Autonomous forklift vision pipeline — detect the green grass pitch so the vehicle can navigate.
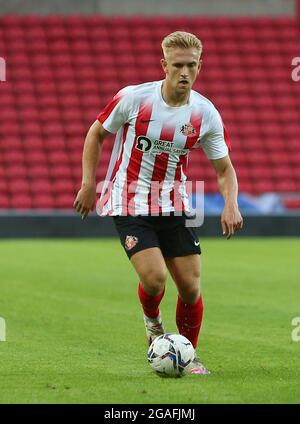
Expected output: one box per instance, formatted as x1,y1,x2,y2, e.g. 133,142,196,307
0,238,300,404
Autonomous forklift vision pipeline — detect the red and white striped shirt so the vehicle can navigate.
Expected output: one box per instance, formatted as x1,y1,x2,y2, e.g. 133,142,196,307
97,80,229,216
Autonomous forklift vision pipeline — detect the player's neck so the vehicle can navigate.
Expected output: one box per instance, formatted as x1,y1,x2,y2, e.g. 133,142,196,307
161,81,190,107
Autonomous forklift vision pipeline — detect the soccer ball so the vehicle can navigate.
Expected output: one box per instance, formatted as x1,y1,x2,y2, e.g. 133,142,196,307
147,333,195,378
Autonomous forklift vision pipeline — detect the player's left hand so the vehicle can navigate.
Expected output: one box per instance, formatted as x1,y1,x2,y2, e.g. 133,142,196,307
221,203,243,239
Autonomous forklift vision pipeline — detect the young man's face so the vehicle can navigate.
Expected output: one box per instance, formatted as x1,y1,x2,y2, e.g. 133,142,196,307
161,47,202,94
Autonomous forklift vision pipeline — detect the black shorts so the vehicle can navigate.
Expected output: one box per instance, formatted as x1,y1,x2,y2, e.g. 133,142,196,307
113,213,201,259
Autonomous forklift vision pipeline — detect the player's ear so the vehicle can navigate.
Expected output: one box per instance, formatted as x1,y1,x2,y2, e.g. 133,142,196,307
160,58,167,74
197,59,202,74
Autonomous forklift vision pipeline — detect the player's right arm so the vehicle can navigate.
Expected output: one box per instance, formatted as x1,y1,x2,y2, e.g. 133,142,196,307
74,86,133,219
73,120,110,220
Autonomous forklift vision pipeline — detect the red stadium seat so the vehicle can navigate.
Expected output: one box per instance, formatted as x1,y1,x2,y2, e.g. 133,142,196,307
0,195,10,208
35,81,57,95
22,122,43,137
288,152,300,166
3,150,25,166
55,193,74,208
24,151,48,166
8,179,30,194
31,179,53,195
0,136,22,151
32,194,55,209
28,39,48,53
283,198,300,210
275,180,297,193
52,180,75,194
47,151,69,166
39,109,61,122
20,108,40,122
29,165,50,179
44,137,66,151
0,180,8,194
10,194,32,209
51,165,72,179
23,137,44,151
274,168,294,180
253,180,276,193
43,122,64,137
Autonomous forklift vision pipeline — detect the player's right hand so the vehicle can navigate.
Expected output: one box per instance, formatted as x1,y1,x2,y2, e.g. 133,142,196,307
73,183,96,220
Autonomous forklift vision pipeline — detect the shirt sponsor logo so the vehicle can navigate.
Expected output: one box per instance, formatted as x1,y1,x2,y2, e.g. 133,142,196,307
136,136,188,156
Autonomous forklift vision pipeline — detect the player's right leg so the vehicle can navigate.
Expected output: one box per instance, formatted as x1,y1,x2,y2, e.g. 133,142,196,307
131,247,167,345
113,216,167,345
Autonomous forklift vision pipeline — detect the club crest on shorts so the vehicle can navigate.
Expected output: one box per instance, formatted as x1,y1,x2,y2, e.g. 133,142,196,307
180,123,196,137
125,235,138,250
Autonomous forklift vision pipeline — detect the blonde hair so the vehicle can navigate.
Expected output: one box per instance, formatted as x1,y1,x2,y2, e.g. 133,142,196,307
161,31,203,58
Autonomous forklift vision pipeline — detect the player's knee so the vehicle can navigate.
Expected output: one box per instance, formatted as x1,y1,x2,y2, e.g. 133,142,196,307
191,267,201,282
140,269,167,295
179,283,200,304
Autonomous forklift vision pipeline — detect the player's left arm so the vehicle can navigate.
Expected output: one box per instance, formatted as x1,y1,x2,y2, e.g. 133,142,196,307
210,155,243,239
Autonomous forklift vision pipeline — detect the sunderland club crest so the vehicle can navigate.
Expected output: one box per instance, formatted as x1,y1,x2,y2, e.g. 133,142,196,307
125,235,139,250
180,123,196,137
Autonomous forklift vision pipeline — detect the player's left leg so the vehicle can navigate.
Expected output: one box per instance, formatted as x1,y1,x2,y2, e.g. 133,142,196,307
165,254,203,348
165,255,210,375
158,214,203,348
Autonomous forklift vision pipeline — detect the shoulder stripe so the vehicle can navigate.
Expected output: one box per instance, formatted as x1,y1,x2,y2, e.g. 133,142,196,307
97,92,124,125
